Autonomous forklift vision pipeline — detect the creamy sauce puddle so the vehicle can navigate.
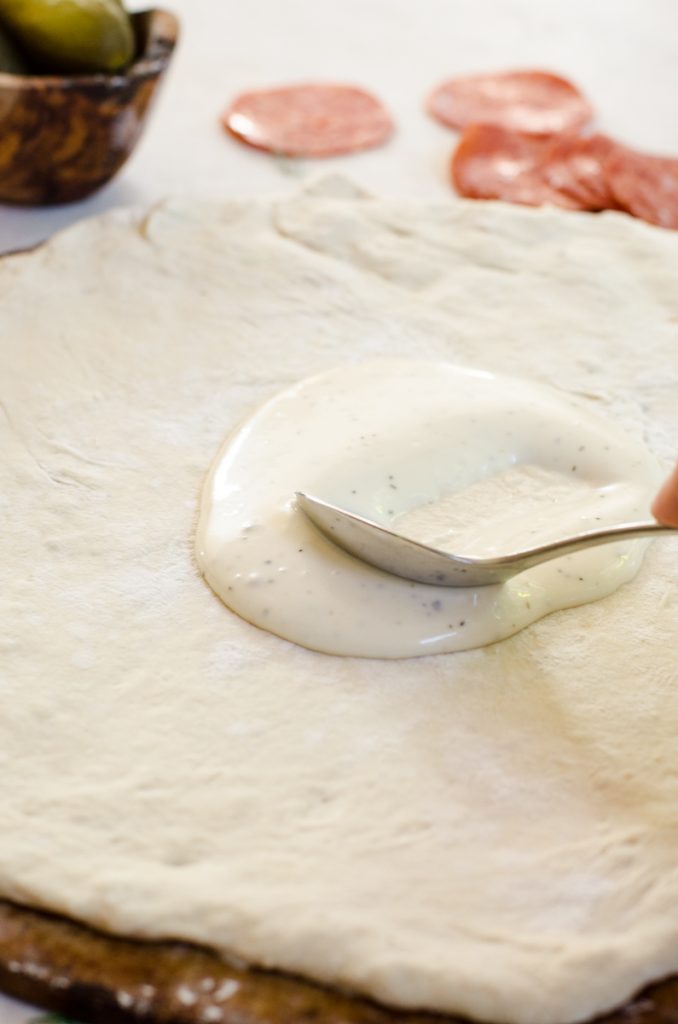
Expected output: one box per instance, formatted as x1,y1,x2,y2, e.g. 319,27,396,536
196,361,660,658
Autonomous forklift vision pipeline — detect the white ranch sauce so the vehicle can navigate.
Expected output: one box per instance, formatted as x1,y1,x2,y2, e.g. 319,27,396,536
196,361,661,658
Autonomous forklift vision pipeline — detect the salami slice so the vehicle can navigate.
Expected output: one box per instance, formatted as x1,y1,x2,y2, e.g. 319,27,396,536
451,124,581,208
223,83,394,158
428,69,593,135
604,146,678,229
542,133,621,211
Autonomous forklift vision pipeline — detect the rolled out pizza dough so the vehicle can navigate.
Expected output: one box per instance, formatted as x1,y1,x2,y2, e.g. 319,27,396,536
2,178,678,1024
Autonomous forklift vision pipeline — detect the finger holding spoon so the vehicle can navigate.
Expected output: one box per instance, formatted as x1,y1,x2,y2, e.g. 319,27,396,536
652,463,678,527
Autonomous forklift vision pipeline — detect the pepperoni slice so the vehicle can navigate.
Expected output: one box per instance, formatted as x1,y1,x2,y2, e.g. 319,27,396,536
542,133,621,211
222,83,394,158
604,146,678,229
450,124,581,209
428,69,593,135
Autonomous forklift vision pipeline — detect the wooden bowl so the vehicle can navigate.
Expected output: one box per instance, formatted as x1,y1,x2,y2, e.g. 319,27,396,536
0,9,179,205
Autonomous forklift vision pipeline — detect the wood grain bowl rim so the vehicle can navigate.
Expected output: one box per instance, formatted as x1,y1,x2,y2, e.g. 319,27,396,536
0,8,179,92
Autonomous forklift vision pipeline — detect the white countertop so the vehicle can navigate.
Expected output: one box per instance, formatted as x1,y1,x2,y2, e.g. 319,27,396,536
1,1,677,1020
1,0,677,255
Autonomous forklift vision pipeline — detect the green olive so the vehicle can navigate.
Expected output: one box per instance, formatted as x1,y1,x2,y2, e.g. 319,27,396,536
0,22,27,73
0,0,135,74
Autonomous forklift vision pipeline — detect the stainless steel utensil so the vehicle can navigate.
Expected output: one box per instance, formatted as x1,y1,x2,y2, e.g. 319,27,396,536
296,491,676,587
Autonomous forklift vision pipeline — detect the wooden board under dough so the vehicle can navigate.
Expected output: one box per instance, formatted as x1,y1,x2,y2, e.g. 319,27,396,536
0,900,675,1024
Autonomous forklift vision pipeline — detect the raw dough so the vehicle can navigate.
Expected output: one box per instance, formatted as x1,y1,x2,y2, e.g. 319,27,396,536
1,180,678,1024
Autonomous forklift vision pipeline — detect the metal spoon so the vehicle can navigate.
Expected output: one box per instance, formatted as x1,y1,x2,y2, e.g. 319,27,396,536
296,492,676,588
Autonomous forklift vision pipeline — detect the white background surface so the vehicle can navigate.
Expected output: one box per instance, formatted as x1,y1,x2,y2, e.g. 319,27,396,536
2,0,677,1020
1,0,678,254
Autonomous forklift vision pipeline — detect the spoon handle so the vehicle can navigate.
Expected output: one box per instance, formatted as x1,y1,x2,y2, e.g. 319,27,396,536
496,521,677,572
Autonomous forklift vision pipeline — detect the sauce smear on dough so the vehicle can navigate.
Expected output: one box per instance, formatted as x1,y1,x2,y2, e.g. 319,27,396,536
196,361,660,659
